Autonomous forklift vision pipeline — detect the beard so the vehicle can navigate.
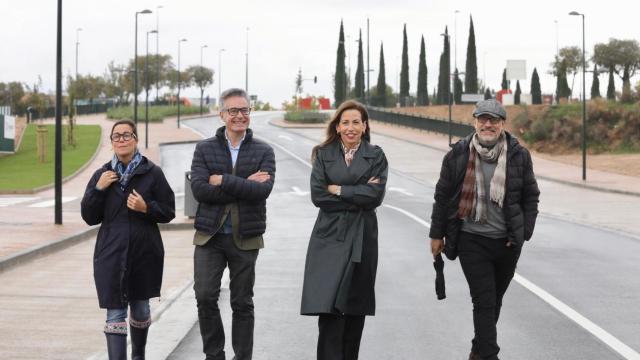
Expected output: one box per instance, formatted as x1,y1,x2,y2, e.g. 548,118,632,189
477,130,502,147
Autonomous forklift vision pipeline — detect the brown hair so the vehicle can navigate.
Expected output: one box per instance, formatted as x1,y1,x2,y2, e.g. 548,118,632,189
311,100,370,161
110,120,138,140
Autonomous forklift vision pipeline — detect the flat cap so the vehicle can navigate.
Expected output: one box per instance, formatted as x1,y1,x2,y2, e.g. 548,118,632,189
472,99,507,120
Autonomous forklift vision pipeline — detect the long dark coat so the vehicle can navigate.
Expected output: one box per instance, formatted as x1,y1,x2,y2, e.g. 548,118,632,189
301,140,388,316
81,157,175,309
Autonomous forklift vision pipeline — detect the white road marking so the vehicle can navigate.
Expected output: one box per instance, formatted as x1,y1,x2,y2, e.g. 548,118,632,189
278,134,293,141
28,196,77,208
289,186,310,196
0,197,39,207
381,204,640,360
388,187,414,196
260,138,312,169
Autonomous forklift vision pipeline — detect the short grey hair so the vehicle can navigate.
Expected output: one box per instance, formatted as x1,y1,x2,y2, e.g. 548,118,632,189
220,88,250,108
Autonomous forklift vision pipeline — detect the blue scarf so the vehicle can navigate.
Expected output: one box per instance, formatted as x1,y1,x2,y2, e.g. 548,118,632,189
111,150,143,191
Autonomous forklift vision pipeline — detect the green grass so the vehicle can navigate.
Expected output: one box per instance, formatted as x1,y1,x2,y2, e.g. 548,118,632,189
107,105,209,122
0,124,101,191
284,110,329,123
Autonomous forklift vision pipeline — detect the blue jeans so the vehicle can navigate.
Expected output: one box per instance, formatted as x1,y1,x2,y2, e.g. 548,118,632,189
106,299,151,323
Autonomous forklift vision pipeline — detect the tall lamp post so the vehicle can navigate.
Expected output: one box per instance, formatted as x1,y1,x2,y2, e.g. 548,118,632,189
55,0,63,224
176,38,187,128
245,27,249,93
155,5,163,103
441,31,452,146
200,44,208,66
75,27,82,79
144,30,158,149
570,11,587,181
218,48,225,109
134,9,152,126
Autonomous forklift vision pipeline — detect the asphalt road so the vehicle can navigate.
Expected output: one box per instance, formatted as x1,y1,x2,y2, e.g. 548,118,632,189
163,112,639,360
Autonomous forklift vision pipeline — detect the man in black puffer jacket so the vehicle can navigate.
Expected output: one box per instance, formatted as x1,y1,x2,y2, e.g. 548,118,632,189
430,99,539,360
190,88,275,360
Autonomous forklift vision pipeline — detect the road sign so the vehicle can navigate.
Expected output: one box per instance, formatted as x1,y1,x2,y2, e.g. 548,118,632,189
461,93,485,103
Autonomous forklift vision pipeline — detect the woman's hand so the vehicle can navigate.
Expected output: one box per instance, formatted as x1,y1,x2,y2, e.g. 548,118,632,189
368,177,380,184
96,170,119,190
327,185,341,195
127,189,148,213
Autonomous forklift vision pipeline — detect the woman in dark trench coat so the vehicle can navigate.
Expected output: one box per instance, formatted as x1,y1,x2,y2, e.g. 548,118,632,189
81,120,175,360
301,100,388,360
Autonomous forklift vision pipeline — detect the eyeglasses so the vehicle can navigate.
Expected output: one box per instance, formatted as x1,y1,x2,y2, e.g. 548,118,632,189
476,116,503,125
110,132,136,141
223,107,251,116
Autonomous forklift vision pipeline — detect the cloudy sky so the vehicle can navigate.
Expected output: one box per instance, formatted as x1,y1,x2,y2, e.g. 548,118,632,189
2,0,639,107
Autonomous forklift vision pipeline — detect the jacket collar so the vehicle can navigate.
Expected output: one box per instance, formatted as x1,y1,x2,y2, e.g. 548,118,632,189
103,156,153,176
215,126,253,143
326,140,377,182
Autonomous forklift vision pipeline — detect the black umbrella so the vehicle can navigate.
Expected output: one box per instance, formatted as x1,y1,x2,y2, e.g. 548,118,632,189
433,253,446,300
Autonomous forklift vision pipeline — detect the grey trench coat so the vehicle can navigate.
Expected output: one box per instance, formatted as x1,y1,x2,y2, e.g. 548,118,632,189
301,140,388,316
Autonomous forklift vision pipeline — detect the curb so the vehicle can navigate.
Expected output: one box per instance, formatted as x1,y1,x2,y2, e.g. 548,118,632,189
0,221,194,274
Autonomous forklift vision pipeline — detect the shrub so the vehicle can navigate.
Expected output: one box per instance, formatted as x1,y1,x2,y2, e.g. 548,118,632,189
284,110,329,124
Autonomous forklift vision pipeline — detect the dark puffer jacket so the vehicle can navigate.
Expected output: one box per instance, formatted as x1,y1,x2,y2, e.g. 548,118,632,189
190,126,275,238
429,131,540,259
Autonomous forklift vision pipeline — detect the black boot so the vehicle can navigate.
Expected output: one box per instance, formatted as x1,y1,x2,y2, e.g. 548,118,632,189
105,333,127,360
130,319,151,360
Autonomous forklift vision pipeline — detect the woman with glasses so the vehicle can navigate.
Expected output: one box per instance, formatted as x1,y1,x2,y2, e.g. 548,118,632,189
81,120,175,360
301,100,388,360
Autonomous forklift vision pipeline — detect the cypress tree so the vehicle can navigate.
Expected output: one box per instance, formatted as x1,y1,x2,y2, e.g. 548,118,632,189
606,69,615,100
531,67,542,104
334,20,347,107
514,80,521,104
464,15,478,93
375,43,387,107
555,61,571,102
417,35,428,105
354,29,365,102
400,24,410,106
454,68,463,104
501,68,508,90
436,27,450,105
591,64,601,99
484,88,492,99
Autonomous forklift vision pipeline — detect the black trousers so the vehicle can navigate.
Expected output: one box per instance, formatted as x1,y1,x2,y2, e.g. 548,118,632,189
317,314,366,360
458,232,521,360
194,233,259,360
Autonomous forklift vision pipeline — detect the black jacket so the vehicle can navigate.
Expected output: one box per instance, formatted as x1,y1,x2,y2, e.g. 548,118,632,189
429,132,540,259
81,157,175,309
190,126,275,239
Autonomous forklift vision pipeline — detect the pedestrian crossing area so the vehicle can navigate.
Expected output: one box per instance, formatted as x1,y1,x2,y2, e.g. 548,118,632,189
0,196,78,208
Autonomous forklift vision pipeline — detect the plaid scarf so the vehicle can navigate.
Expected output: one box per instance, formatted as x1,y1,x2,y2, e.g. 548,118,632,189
111,150,143,191
457,132,507,222
341,141,361,167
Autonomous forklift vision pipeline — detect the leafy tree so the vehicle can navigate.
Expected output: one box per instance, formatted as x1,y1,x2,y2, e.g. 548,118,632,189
591,64,601,99
370,84,394,107
187,65,214,114
67,74,105,101
417,35,429,106
464,15,478,93
593,38,640,101
514,80,521,104
501,68,508,90
334,20,347,107
530,67,542,104
555,60,572,101
103,61,129,104
607,70,616,100
453,69,463,104
551,46,585,96
354,30,365,102
0,81,25,114
400,24,410,106
436,27,450,105
373,43,388,107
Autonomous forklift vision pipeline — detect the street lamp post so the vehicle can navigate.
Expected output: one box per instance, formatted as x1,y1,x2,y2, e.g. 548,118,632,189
454,10,460,70
218,48,225,109
570,11,587,181
75,27,82,79
155,5,163,103
134,9,152,126
176,38,187,128
145,30,158,149
245,27,249,93
200,44,208,67
55,0,63,224
441,32,452,146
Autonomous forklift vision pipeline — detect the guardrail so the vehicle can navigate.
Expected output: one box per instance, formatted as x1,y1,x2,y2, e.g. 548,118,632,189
366,106,474,138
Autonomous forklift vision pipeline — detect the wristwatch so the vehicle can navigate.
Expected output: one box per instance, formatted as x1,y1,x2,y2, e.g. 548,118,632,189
336,186,341,197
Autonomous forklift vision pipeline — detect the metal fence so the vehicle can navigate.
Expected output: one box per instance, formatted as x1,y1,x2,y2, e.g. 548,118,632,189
366,106,475,138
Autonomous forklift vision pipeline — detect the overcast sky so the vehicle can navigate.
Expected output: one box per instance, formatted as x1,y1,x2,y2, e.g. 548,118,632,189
2,0,639,107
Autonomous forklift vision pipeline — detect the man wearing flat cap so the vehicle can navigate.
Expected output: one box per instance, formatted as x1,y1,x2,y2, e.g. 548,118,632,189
429,99,540,360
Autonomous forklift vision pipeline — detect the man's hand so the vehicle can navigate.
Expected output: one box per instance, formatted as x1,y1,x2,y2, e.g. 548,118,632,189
127,189,148,213
431,238,445,257
368,177,380,184
96,170,119,190
327,184,341,195
208,174,223,186
247,171,271,183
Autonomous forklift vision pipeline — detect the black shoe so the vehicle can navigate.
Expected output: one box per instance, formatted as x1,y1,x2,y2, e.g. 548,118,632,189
468,352,480,360
105,333,127,360
130,325,149,360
